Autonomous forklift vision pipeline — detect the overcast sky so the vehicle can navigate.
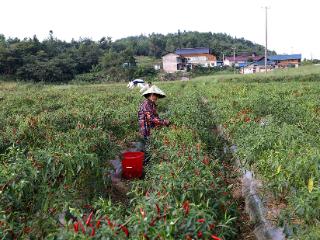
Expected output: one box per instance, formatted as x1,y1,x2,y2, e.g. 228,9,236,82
1,0,319,59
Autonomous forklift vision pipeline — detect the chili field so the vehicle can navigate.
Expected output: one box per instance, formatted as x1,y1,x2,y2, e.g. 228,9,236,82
0,67,319,239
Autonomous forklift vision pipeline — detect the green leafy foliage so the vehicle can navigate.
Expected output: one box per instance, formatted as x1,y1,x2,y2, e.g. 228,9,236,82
200,79,320,238
0,31,274,82
1,68,319,238
0,82,240,239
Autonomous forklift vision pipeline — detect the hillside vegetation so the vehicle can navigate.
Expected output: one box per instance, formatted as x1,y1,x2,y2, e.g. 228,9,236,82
0,31,273,83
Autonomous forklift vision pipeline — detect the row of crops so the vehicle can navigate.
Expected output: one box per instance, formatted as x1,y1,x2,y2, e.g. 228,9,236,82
201,81,320,238
0,84,136,238
1,67,319,239
0,82,243,239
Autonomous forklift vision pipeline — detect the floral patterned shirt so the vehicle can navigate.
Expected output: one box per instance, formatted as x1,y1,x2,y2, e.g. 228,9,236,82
138,99,168,138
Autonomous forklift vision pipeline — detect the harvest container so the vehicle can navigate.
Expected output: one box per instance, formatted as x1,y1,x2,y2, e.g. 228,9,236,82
122,151,144,179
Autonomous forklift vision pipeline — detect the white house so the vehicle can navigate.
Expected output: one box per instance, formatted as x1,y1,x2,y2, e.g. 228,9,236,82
162,53,186,73
162,48,217,73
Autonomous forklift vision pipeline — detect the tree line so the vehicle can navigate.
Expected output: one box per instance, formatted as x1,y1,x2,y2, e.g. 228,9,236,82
0,31,272,83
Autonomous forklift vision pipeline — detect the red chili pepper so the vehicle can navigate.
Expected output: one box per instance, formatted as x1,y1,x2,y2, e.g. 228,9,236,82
197,218,205,223
96,219,101,228
149,218,157,226
182,201,190,215
143,233,150,240
86,211,94,226
244,117,251,123
156,204,161,216
197,231,203,238
78,221,86,234
211,235,221,240
90,227,95,237
209,223,215,230
106,217,114,229
23,226,32,234
202,156,210,165
120,225,129,237
73,222,79,233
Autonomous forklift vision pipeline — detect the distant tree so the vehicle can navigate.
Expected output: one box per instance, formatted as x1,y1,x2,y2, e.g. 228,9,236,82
100,49,136,81
0,34,5,44
0,31,276,82
100,50,122,69
99,37,112,50
49,30,54,41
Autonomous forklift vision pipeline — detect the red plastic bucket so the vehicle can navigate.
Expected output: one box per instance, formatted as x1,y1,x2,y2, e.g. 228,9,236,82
122,152,144,179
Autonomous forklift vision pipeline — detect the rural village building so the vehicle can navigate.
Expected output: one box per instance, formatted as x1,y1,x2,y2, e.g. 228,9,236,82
162,48,217,73
242,59,275,74
162,53,187,73
242,54,302,74
223,53,264,67
269,54,302,68
162,49,302,74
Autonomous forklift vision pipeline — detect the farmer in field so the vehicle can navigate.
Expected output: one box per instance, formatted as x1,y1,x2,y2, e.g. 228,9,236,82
138,85,170,140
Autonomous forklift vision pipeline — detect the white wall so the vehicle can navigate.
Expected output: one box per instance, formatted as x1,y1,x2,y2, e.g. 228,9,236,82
224,59,231,66
162,53,180,73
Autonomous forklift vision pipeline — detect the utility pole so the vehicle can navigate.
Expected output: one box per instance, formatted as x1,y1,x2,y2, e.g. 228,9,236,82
264,6,270,74
232,47,236,74
178,29,182,50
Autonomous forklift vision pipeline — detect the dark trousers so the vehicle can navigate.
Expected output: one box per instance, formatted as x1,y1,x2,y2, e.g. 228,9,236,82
139,137,151,165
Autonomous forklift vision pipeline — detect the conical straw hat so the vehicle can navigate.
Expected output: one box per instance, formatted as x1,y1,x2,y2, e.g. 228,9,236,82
141,85,166,98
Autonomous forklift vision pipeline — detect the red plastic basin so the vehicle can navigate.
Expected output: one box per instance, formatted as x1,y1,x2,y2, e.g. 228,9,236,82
122,152,144,179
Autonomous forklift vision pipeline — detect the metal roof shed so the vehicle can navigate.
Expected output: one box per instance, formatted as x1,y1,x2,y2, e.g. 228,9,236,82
269,54,302,61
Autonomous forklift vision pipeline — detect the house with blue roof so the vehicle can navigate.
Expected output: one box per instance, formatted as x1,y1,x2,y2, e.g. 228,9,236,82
242,54,302,74
242,58,275,74
269,54,302,68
